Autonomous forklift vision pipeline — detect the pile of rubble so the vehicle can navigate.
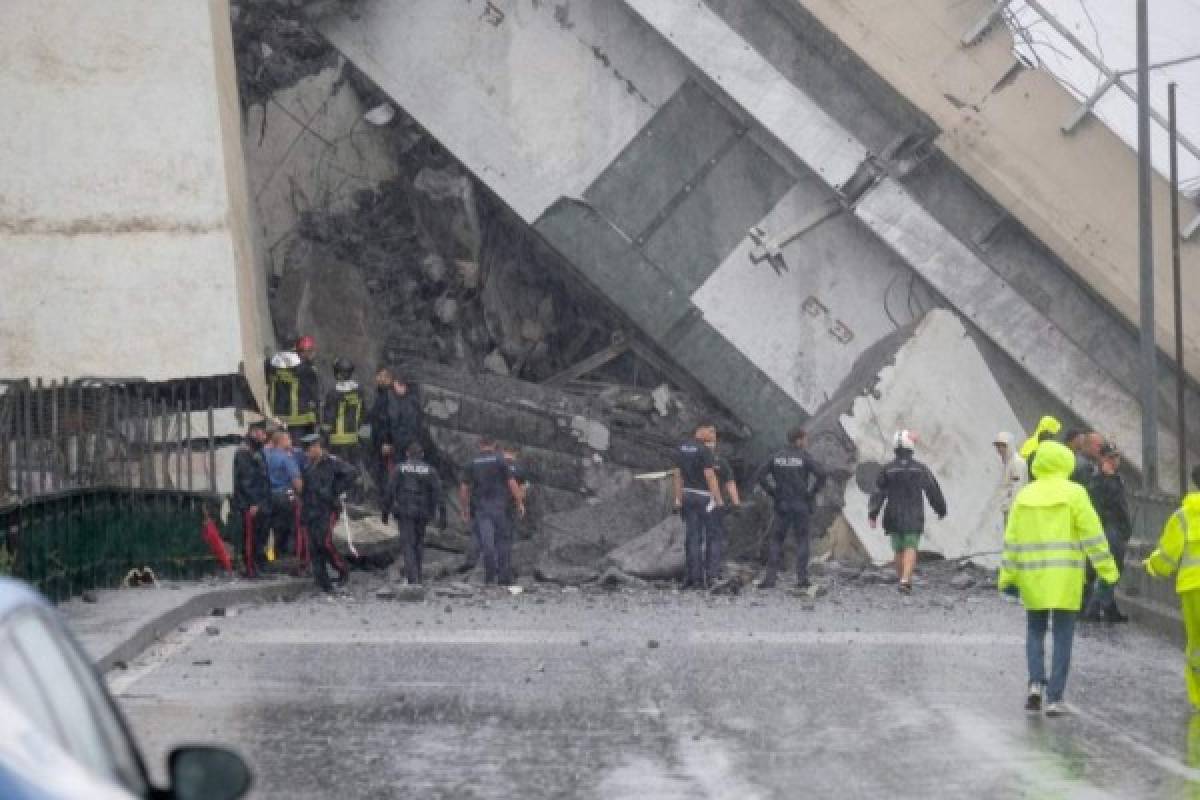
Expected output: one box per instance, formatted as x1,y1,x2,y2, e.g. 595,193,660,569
234,6,1022,582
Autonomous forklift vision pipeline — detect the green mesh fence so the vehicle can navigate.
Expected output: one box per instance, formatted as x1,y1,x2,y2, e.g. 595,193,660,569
2,489,224,603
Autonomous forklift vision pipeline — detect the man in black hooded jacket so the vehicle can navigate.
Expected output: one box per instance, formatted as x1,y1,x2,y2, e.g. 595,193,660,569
868,430,947,593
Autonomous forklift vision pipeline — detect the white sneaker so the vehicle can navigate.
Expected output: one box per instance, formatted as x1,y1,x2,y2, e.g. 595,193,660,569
1024,683,1044,712
1044,702,1068,717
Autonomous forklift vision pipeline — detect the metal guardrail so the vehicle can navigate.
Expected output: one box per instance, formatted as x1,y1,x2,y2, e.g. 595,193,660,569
1,488,224,603
1129,489,1180,546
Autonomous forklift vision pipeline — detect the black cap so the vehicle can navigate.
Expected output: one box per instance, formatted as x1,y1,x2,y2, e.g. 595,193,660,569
1098,442,1119,458
300,433,322,446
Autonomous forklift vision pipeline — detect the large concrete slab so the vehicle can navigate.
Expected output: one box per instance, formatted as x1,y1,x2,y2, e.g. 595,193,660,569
0,0,271,403
839,311,1022,566
319,0,689,224
789,0,1200,386
694,182,918,412
625,0,1189,483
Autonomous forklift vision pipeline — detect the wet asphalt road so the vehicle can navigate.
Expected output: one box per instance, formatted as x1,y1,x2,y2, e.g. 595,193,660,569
111,572,1200,799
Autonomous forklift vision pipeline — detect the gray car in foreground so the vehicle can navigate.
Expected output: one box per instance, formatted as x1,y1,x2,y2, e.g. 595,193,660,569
0,577,252,800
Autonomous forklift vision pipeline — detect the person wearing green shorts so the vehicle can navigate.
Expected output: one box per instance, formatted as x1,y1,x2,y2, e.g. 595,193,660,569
868,430,947,593
890,532,922,554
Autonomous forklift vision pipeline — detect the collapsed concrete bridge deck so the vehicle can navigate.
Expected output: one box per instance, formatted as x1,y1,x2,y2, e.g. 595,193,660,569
316,0,1200,558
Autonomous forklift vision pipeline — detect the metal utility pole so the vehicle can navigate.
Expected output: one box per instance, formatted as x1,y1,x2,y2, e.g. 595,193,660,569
1136,0,1159,490
1170,81,1187,496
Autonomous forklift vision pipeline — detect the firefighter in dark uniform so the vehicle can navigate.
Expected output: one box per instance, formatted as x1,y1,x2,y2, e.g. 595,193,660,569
299,433,358,592
266,335,321,438
673,422,725,590
754,428,827,589
231,423,270,577
322,357,366,499
459,436,525,586
383,442,446,584
704,440,741,586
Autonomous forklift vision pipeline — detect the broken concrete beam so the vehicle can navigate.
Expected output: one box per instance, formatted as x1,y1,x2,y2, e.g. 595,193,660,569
406,359,734,469
429,427,584,493
831,310,1020,566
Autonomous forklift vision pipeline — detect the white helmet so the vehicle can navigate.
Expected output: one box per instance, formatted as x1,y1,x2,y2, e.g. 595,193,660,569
893,429,917,450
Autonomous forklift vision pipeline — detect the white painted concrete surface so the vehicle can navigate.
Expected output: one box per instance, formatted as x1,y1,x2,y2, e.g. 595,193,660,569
0,0,271,402
839,311,1022,566
320,0,689,223
694,183,915,412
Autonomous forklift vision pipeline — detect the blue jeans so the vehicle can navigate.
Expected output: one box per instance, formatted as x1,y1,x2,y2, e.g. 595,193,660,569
1026,610,1077,703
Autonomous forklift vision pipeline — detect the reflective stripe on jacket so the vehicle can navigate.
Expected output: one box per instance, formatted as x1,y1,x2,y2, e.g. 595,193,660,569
269,368,317,427
324,389,363,446
998,441,1117,610
1147,493,1200,594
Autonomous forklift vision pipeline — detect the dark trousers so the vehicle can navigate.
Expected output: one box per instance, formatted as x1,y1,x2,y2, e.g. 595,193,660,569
1027,609,1077,703
395,515,427,584
239,509,267,577
460,515,482,571
330,444,364,502
682,493,710,586
371,446,394,503
474,507,511,584
307,513,348,591
703,508,726,583
268,493,296,557
767,507,812,583
1084,533,1128,614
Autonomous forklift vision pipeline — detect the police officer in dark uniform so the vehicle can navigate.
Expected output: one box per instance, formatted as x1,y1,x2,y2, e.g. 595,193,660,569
231,423,270,577
503,443,537,542
754,428,827,589
384,375,425,465
704,441,741,586
458,436,525,586
673,422,725,589
299,433,358,592
383,442,446,584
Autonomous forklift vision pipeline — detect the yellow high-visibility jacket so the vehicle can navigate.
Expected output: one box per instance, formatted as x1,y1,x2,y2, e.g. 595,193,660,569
999,441,1118,610
1146,493,1200,594
1019,415,1062,460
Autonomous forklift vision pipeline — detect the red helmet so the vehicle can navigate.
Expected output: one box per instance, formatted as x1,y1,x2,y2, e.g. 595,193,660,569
295,335,316,352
